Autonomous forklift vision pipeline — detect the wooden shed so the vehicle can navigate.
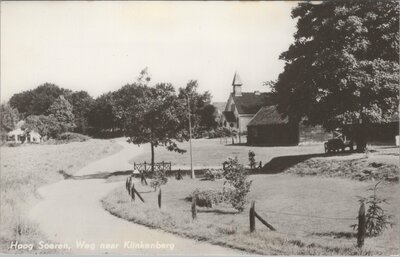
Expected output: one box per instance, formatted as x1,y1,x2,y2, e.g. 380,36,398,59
247,106,299,146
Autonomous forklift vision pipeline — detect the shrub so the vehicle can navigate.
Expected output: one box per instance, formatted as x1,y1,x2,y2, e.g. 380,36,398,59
352,181,394,237
58,132,90,142
204,169,224,181
209,127,235,138
5,142,21,147
190,189,224,208
222,157,252,212
149,169,168,191
248,150,256,169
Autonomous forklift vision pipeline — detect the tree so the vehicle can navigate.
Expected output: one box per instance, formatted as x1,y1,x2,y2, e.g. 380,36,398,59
0,103,20,132
178,80,213,135
122,69,188,172
199,104,218,130
9,83,68,116
66,91,94,134
47,95,75,133
274,0,399,151
88,92,118,133
23,115,61,139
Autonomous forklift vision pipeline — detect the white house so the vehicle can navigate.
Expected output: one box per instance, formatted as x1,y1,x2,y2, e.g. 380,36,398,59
7,128,25,143
6,120,41,144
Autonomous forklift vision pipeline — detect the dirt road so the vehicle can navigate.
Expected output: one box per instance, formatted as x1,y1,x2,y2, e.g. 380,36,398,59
29,139,242,255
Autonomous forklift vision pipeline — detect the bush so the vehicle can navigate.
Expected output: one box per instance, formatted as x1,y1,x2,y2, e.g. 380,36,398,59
207,127,236,138
222,157,252,212
5,142,21,147
58,132,90,142
204,169,224,181
189,189,224,208
149,169,168,191
248,151,256,169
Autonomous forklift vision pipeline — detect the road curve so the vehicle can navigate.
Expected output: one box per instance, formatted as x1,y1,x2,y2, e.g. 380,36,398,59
29,139,243,255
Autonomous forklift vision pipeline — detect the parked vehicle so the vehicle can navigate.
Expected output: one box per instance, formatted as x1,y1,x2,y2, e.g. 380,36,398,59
324,138,354,153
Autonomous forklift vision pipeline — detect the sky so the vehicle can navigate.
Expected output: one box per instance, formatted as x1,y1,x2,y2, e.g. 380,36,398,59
1,1,298,103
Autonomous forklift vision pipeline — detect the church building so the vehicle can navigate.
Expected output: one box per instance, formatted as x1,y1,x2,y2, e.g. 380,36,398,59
220,73,274,133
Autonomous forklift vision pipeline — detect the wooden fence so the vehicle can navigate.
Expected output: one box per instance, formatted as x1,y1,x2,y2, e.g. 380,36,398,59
134,161,172,173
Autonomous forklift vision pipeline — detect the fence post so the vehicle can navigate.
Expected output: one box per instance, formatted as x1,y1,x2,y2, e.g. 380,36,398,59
191,194,197,220
130,182,135,201
357,201,366,248
250,201,255,232
158,188,162,209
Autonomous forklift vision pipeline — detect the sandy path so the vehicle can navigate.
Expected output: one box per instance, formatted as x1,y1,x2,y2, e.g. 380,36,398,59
29,139,242,255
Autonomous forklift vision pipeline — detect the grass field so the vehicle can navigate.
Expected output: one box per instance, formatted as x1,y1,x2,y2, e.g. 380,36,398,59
0,139,122,253
105,141,399,255
130,138,323,169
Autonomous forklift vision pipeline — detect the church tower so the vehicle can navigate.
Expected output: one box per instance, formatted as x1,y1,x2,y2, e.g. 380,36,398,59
232,72,242,96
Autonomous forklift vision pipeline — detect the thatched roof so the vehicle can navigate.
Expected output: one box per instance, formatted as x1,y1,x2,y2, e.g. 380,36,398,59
247,106,288,127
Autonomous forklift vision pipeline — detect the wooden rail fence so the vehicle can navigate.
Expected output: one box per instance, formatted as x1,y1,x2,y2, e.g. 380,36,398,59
249,201,276,232
134,161,172,173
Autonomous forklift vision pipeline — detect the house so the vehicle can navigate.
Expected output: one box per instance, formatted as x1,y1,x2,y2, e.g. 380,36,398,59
6,120,41,144
7,128,26,143
247,106,299,146
26,130,41,143
220,73,274,133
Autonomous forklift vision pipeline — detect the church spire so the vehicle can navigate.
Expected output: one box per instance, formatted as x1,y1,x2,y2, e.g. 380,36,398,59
232,72,242,96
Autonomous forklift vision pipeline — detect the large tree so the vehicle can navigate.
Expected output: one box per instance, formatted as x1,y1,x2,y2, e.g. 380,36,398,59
88,92,118,133
66,91,94,134
274,0,399,151
9,83,69,116
120,70,188,171
47,95,75,133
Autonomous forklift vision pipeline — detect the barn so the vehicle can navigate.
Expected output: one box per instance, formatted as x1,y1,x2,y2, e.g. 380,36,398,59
247,106,299,146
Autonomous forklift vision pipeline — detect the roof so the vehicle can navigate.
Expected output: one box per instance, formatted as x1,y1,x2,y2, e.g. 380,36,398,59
7,128,25,136
223,111,236,123
232,92,274,114
247,106,288,127
232,72,242,86
15,120,25,129
212,102,226,113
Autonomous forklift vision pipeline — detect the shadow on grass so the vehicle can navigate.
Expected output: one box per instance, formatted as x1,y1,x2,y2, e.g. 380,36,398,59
310,231,356,239
197,209,238,215
58,169,134,180
59,169,209,180
251,152,355,175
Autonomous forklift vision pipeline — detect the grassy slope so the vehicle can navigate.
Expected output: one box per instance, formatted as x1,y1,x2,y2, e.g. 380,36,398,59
0,139,122,253
106,142,399,255
103,174,399,255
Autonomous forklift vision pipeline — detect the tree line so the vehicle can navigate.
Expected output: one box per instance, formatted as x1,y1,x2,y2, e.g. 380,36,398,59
1,69,219,144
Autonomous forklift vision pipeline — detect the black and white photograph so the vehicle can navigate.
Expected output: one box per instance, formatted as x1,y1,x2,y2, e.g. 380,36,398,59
0,0,399,255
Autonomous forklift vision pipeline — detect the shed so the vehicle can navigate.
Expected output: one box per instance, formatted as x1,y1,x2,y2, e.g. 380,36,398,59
247,106,299,146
